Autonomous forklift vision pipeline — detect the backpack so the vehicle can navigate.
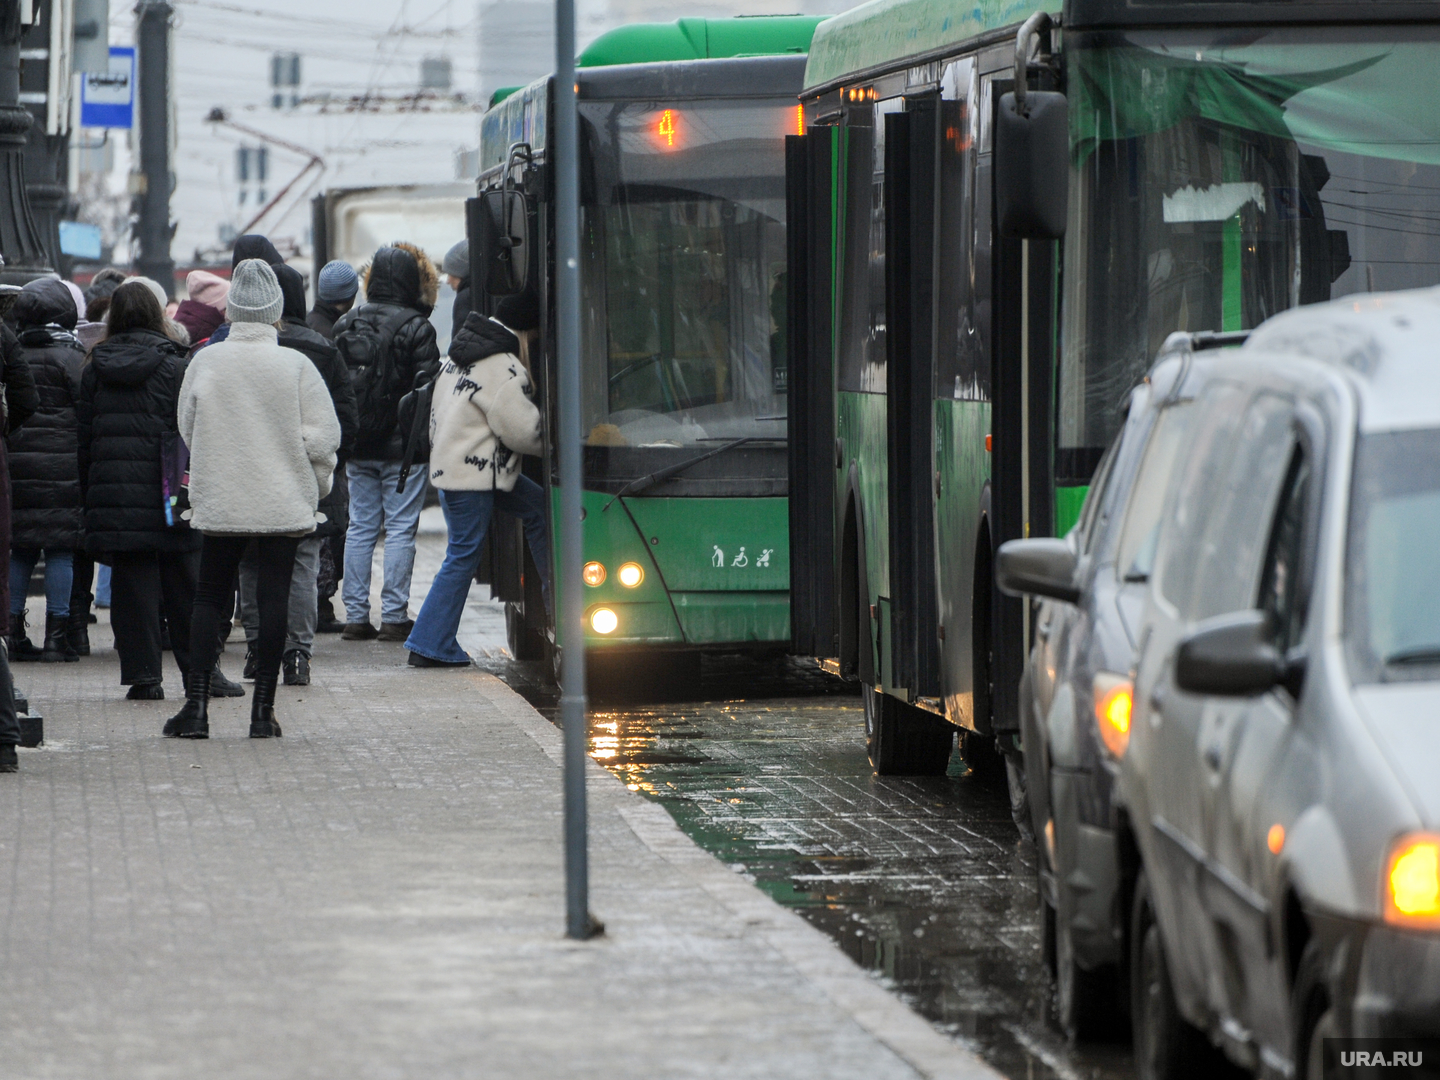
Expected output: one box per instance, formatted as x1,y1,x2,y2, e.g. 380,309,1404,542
334,306,422,449
394,371,435,492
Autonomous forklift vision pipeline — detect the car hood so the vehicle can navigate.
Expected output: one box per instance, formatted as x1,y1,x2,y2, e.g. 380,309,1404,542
1353,683,1440,826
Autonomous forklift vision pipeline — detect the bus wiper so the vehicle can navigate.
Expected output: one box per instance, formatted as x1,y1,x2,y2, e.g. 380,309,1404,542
604,437,753,509
1385,646,1440,666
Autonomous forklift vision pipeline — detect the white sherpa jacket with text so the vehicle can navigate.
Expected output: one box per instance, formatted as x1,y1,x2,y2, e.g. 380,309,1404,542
428,316,542,492
178,322,342,534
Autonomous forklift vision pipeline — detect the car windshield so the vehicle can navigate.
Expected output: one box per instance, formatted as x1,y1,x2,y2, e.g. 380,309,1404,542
1346,428,1440,683
578,97,792,452
1060,28,1440,480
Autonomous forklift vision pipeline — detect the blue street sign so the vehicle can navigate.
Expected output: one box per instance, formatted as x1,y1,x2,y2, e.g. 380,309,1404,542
80,46,135,129
59,222,103,260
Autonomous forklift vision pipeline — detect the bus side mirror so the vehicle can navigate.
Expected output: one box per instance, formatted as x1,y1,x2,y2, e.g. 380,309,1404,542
468,189,529,297
995,89,1068,239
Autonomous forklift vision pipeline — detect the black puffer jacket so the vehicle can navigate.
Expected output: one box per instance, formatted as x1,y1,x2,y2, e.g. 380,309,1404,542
1,322,39,434
77,328,198,555
306,299,346,341
276,264,357,537
333,246,441,461
451,279,472,333
7,280,85,550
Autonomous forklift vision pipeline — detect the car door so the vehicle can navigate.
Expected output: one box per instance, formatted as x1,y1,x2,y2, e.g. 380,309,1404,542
1129,378,1251,1021
1205,424,1321,1053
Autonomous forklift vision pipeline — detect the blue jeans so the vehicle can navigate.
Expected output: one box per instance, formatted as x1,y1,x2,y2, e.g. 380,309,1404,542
96,564,112,607
405,478,550,664
9,547,74,619
342,460,427,626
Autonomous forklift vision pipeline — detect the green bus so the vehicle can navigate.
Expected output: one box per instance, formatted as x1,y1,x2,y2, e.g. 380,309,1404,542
786,0,1440,774
474,17,824,679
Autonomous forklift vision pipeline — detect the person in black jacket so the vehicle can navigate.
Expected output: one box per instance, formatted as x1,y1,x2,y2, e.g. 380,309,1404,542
333,243,441,642
441,239,472,337
233,264,357,685
7,279,86,663
78,283,210,700
0,316,39,774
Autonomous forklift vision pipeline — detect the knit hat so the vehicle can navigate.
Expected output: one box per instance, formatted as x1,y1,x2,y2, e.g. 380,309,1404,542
186,269,230,313
494,288,539,333
442,239,469,279
134,276,169,307
317,259,359,302
227,258,284,325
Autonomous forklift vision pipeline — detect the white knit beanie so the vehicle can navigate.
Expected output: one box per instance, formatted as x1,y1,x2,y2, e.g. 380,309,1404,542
227,258,284,324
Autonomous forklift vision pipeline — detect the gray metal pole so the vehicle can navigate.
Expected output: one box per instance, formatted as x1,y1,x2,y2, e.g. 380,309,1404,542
134,0,173,295
554,0,597,940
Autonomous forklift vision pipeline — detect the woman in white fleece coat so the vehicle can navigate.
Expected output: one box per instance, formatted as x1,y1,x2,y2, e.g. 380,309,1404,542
166,258,341,740
404,293,549,667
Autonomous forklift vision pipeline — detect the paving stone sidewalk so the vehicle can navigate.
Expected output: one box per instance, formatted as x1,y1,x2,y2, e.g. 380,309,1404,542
0,532,1000,1080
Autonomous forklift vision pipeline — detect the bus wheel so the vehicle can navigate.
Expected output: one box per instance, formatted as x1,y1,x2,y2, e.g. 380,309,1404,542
865,686,953,776
506,603,546,662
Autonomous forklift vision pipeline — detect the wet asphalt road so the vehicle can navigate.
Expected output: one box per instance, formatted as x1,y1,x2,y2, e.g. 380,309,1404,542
481,652,1134,1080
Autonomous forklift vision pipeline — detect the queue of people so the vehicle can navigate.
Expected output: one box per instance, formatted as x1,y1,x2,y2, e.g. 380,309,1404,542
0,229,549,773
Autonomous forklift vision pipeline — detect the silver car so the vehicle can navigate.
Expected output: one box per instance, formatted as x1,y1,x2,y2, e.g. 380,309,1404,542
1118,291,1440,1080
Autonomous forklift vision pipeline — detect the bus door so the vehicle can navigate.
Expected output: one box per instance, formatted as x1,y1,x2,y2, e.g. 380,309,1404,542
883,101,942,701
785,127,838,659
988,64,1057,742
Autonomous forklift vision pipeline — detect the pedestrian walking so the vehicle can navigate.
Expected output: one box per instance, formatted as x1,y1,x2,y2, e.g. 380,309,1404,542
308,260,359,340
168,259,340,739
442,239,472,334
173,270,228,352
0,314,39,775
233,264,356,687
405,293,550,667
6,280,86,663
78,282,203,700
334,243,440,642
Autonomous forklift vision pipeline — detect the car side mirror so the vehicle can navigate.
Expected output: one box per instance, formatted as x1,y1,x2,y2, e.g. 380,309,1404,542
1175,611,1292,696
468,188,529,297
996,538,1080,604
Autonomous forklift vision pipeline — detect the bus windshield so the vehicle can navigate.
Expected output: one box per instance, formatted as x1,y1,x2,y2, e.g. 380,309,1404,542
579,97,792,451
1060,28,1440,481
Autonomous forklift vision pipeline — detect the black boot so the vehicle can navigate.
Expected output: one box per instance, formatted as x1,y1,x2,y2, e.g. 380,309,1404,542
250,670,282,738
40,614,77,663
163,669,210,739
66,612,90,657
9,612,42,663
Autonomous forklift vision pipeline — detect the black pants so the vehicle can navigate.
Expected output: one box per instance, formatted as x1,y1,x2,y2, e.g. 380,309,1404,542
70,552,94,624
189,535,299,688
109,550,200,686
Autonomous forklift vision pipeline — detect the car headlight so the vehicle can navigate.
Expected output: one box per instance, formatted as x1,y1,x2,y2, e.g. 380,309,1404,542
1385,833,1440,927
1092,672,1133,759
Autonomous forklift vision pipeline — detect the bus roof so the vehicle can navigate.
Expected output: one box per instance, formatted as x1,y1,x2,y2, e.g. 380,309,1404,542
579,16,827,68
803,0,1057,92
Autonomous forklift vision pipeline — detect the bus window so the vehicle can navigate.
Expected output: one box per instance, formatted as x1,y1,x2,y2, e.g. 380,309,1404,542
577,97,792,449
934,58,989,403
837,98,901,395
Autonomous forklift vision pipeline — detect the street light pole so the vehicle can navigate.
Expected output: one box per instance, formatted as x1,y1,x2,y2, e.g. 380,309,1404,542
133,0,173,295
554,0,599,941
0,0,53,283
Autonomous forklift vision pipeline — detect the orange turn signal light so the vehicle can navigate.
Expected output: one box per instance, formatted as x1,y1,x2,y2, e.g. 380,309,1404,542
583,561,606,587
1092,673,1133,759
1385,834,1440,927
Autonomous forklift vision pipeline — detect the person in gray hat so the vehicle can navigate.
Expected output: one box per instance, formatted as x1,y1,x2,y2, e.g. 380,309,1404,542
441,239,472,335
168,259,341,740
309,260,359,340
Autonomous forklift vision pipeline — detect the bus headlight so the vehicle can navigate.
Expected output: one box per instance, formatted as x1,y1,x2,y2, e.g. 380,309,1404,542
617,562,644,588
1385,834,1440,927
590,608,618,635
583,561,606,586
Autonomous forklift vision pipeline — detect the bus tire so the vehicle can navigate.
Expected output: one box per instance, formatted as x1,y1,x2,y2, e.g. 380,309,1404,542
865,685,953,776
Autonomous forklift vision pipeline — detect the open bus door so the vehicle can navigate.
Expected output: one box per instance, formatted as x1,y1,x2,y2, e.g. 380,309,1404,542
883,103,942,703
785,129,837,659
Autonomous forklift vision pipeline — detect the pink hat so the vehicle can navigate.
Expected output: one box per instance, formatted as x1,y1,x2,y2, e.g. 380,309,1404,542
186,269,230,313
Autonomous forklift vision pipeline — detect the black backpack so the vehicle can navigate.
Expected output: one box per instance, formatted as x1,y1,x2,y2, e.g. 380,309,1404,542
335,306,421,449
